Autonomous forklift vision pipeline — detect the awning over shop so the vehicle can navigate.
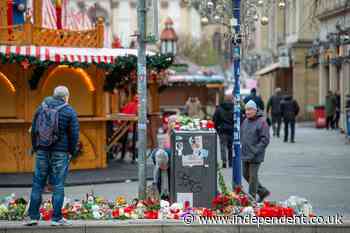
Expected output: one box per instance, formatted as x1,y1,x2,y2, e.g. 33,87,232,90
255,62,280,76
0,45,155,64
167,74,224,85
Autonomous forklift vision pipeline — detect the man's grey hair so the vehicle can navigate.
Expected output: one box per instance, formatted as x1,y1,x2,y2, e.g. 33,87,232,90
53,86,70,99
275,87,282,94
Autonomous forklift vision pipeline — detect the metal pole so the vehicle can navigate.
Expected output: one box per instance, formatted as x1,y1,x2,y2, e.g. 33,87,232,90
137,0,147,200
232,0,242,187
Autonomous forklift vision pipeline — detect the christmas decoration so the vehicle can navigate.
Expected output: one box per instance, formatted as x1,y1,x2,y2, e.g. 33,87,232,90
20,58,30,70
112,36,123,48
167,115,216,131
0,52,174,92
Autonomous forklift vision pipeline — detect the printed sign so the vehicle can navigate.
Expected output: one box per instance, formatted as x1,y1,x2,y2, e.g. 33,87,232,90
175,142,184,156
181,136,207,167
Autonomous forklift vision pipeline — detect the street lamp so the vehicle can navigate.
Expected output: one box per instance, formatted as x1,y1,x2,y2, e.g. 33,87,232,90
278,1,286,9
160,17,178,55
260,16,269,25
201,16,209,25
207,1,214,8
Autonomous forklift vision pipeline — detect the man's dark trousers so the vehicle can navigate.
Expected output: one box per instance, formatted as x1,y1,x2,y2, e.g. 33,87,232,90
271,114,282,137
219,133,233,167
242,161,269,198
284,119,295,142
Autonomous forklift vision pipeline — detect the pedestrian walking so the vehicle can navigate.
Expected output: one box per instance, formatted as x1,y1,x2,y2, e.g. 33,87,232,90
267,88,283,137
213,95,234,168
280,95,300,143
334,91,341,129
25,86,80,226
243,88,265,111
241,100,270,202
325,91,337,130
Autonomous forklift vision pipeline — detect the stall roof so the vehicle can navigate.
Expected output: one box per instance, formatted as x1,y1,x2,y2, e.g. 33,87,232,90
255,62,280,76
0,45,155,64
167,74,224,84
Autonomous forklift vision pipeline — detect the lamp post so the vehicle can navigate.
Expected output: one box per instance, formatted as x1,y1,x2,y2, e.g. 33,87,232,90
137,0,148,200
185,0,286,189
232,0,242,188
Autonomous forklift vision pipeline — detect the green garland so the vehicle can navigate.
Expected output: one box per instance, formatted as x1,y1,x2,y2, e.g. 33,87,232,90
0,52,174,92
104,55,138,92
218,169,229,196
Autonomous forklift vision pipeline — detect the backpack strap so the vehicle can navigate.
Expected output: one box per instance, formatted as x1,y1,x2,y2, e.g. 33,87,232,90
41,102,49,109
54,103,69,111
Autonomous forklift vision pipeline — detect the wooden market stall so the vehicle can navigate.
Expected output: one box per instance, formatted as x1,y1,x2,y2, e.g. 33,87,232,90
159,74,225,116
0,11,172,173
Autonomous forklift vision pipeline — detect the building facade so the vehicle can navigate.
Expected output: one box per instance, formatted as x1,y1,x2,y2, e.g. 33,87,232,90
311,0,350,131
110,0,201,48
254,0,319,120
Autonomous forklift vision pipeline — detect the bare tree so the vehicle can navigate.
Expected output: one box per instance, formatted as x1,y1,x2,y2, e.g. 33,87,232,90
177,35,221,67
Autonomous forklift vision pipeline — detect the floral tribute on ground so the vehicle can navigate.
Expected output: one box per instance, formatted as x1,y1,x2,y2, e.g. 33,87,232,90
0,169,314,221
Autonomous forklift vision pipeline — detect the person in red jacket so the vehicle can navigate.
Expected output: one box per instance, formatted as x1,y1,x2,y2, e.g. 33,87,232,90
121,95,138,115
118,95,138,162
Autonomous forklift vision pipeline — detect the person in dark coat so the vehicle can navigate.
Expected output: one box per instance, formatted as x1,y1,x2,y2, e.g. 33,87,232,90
213,95,234,168
241,100,270,202
244,88,265,111
267,88,283,137
334,91,341,129
280,95,300,143
325,91,337,130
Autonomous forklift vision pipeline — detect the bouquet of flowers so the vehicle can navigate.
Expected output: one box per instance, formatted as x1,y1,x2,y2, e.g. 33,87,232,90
171,115,215,131
0,189,315,221
0,194,27,221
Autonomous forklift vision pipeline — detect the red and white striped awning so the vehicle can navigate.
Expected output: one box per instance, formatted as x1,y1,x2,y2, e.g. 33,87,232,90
0,45,155,64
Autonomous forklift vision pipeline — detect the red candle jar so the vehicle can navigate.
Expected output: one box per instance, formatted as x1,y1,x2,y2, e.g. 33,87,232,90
184,201,190,210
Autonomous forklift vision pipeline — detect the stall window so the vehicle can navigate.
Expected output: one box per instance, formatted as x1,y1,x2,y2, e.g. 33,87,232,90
42,66,95,116
0,72,16,118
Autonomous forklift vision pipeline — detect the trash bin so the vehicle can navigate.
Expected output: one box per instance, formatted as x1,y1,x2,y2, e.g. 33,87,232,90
314,105,326,128
170,130,217,208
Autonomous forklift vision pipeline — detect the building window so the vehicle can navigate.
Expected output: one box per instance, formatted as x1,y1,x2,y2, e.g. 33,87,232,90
130,0,137,8
161,0,169,9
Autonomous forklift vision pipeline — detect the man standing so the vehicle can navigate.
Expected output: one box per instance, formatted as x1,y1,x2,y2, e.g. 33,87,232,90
267,88,283,137
185,96,202,118
213,95,234,168
243,88,265,111
325,91,337,130
280,95,300,143
26,86,79,226
241,100,270,202
334,91,341,129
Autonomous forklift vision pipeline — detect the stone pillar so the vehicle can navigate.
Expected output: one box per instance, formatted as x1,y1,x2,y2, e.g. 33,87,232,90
340,63,347,131
111,0,119,38
319,54,328,105
347,65,350,96
329,48,338,92
292,48,307,120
